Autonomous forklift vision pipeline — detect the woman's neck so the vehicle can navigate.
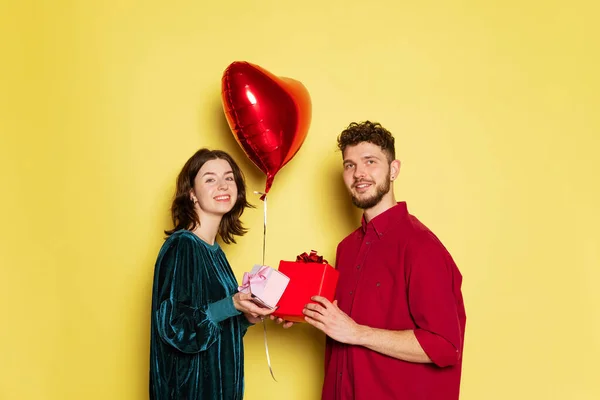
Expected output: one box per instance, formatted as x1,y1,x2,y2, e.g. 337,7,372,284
191,212,221,245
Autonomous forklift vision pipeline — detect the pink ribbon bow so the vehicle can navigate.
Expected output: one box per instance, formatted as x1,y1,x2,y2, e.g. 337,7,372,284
238,265,270,294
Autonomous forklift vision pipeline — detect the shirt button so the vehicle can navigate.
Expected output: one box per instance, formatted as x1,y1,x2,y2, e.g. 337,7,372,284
366,241,371,245
356,265,361,270
349,291,353,295
376,282,381,287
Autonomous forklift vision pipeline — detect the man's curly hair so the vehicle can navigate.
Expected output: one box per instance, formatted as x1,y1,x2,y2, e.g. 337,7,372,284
337,121,395,162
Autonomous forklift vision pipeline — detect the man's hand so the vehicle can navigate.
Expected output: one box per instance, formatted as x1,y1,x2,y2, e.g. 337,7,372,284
304,297,435,364
303,296,364,344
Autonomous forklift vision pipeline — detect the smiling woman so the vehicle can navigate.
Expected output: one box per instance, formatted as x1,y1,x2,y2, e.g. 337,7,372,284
150,148,276,400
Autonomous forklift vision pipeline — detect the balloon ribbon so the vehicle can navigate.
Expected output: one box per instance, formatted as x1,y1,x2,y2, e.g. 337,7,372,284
254,191,277,382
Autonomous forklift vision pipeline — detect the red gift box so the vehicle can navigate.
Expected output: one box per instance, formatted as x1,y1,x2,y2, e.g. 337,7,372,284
273,250,339,323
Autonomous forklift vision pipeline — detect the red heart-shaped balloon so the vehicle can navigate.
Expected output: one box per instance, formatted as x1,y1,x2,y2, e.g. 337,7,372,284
221,62,312,195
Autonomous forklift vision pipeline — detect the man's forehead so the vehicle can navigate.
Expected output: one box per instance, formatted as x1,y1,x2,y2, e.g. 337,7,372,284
343,142,386,160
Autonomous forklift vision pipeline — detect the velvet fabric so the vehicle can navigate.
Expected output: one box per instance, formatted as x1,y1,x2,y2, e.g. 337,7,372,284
150,230,253,399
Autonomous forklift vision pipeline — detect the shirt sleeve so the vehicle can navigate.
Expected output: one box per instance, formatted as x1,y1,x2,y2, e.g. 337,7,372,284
154,235,241,354
406,232,464,367
325,243,343,370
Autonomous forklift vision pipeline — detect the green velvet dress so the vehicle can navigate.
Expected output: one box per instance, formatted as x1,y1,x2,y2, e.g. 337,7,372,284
150,230,253,400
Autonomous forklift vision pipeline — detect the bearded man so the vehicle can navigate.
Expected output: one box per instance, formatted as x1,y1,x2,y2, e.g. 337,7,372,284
303,121,467,400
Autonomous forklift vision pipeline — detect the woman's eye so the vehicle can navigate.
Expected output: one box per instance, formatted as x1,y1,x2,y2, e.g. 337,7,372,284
205,178,215,183
226,176,234,181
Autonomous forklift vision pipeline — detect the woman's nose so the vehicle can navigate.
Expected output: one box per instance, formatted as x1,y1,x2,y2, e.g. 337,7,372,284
218,179,229,190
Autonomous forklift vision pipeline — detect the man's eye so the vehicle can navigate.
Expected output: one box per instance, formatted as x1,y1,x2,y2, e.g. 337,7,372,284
344,164,354,169
366,160,375,165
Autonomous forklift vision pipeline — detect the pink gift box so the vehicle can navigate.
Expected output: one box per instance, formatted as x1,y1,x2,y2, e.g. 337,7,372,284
238,265,290,309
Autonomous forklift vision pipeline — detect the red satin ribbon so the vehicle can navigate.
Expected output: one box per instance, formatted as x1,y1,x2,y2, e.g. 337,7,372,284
296,250,328,264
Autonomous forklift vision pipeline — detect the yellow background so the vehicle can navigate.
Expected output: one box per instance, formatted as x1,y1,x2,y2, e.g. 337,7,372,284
1,0,599,399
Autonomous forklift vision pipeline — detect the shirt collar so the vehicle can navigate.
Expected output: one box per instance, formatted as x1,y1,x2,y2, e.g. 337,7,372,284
360,202,408,238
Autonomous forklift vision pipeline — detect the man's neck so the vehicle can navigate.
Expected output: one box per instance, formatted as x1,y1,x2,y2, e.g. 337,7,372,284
363,195,397,223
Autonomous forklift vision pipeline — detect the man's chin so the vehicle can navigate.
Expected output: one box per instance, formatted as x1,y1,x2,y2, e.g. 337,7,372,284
351,195,379,210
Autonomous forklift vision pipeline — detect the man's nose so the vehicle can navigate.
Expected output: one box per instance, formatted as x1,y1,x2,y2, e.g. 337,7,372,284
353,165,367,179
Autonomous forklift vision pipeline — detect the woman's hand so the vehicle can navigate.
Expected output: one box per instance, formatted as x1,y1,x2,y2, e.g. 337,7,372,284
270,315,294,329
243,313,264,324
232,292,276,319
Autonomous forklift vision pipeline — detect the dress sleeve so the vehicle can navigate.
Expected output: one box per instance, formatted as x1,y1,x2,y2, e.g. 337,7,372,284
237,314,254,336
406,233,464,367
154,235,241,354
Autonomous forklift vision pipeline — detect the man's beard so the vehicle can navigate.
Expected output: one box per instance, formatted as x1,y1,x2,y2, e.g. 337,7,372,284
350,172,391,210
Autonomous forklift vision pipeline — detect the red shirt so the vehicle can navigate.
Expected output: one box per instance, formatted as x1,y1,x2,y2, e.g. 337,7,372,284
322,202,466,400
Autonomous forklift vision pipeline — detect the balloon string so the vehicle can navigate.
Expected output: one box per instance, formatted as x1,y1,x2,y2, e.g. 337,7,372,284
253,191,277,382
262,319,277,382
252,191,267,270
